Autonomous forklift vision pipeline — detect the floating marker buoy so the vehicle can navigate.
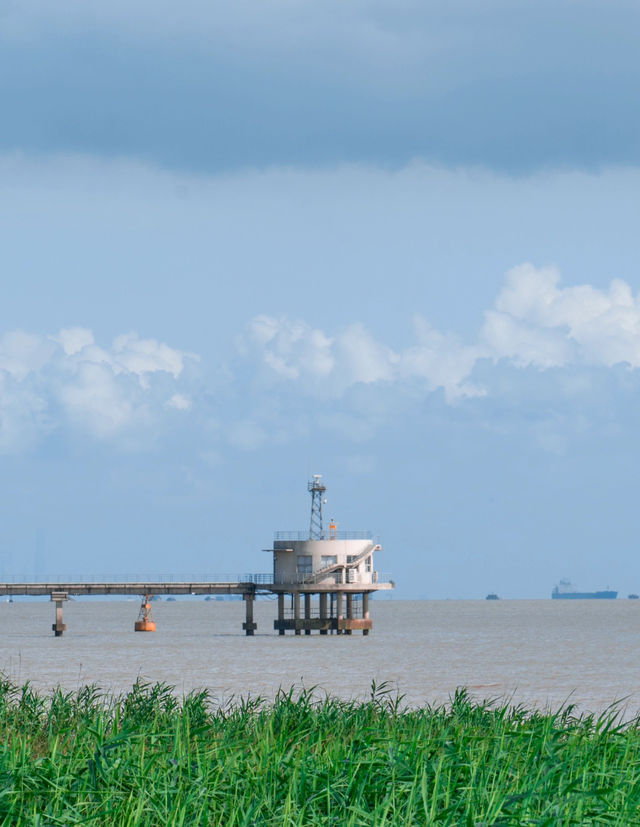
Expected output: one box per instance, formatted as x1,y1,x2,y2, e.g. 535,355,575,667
134,595,156,632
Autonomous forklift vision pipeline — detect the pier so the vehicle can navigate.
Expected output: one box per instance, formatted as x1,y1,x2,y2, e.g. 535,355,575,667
0,476,393,636
0,576,392,637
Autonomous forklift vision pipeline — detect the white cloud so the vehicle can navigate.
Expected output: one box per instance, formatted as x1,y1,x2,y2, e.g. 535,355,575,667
483,263,640,369
0,371,51,453
4,264,640,455
240,314,481,400
58,362,137,437
400,316,486,401
111,333,185,379
166,393,192,411
241,315,334,381
0,331,56,380
336,323,397,385
0,327,194,449
55,327,95,356
239,265,640,414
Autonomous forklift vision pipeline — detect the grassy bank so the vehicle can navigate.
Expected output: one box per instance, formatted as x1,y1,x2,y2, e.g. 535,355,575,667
0,679,638,825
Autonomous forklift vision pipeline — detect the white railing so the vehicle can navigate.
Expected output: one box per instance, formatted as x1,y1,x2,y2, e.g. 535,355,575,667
274,530,373,541
271,571,393,586
0,573,274,585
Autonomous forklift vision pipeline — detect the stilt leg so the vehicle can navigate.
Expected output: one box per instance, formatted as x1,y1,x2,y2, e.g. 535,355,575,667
336,592,343,635
363,592,370,636
51,592,68,637
345,593,353,635
304,593,311,635
277,593,285,635
294,592,301,635
243,593,257,636
319,592,328,635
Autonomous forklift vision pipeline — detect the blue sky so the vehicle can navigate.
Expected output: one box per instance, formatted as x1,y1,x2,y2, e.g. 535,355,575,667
1,1,640,598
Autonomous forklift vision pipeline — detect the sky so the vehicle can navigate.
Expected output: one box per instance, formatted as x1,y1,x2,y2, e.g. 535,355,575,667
1,0,640,598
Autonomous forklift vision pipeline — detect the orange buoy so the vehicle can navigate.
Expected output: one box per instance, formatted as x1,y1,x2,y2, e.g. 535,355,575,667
134,595,156,632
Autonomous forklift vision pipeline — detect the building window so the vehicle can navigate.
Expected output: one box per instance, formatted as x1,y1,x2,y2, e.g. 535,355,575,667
321,555,337,568
297,555,312,575
365,556,372,572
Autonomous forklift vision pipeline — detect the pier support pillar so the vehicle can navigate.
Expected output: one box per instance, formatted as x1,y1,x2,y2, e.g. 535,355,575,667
304,593,311,635
336,592,343,635
319,593,328,635
294,592,301,635
51,592,68,637
277,594,285,635
362,592,370,636
345,593,353,635
243,593,257,636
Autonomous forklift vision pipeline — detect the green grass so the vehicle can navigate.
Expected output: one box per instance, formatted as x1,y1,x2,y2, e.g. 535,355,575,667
0,678,638,825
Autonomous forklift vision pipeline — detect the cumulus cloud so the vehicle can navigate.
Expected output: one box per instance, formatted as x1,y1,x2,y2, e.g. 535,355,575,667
399,317,485,400
240,265,640,409
55,327,95,356
243,315,334,381
0,331,56,380
483,264,640,370
0,328,193,450
240,313,482,401
4,264,640,454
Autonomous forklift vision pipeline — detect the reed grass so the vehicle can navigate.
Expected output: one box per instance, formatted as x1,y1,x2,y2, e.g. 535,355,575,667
0,678,638,825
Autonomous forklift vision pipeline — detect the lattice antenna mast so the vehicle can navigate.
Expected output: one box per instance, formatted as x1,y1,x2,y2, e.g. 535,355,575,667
308,475,326,539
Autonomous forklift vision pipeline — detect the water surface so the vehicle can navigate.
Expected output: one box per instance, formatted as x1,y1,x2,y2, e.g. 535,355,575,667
0,599,638,714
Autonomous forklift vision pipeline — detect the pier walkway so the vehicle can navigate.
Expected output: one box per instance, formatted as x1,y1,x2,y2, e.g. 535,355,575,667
0,575,393,637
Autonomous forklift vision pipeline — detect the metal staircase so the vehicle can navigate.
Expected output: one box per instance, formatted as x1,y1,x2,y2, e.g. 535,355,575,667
301,542,380,584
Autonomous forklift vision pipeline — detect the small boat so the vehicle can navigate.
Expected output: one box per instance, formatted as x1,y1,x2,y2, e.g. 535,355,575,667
485,593,499,600
629,594,639,600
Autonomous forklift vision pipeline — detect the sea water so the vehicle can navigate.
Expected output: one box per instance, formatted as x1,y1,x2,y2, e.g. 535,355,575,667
0,599,638,715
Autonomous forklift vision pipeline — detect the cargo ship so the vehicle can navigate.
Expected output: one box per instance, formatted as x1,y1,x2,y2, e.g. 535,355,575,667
551,579,617,600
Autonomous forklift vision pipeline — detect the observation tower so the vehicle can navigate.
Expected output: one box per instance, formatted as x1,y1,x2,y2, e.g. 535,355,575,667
269,475,393,635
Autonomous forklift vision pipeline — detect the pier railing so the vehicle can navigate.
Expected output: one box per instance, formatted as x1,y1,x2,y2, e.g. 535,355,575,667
0,573,275,585
0,572,394,588
274,530,373,541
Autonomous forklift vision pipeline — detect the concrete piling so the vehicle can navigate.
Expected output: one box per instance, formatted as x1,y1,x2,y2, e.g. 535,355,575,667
319,593,328,635
242,593,257,636
345,593,353,635
51,592,68,637
293,592,301,635
277,593,285,635
336,592,343,635
304,593,311,635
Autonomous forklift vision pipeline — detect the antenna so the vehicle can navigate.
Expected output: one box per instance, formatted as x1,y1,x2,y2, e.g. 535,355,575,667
308,474,327,539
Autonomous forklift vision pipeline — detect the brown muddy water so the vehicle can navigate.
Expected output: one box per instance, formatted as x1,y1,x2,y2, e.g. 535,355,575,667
0,599,638,714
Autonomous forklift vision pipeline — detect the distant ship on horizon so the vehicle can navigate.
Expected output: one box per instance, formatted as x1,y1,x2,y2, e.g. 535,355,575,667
551,579,617,600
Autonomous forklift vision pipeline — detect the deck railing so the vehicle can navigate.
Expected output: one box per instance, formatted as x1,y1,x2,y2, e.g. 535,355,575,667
274,530,372,541
270,571,393,586
0,571,394,588
0,573,274,585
